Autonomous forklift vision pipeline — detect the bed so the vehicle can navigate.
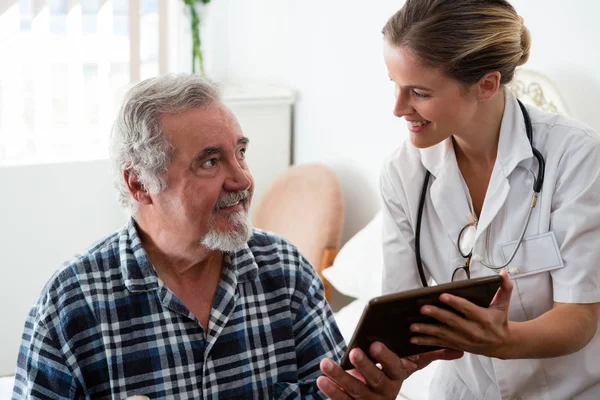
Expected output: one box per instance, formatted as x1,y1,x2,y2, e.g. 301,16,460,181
0,376,14,399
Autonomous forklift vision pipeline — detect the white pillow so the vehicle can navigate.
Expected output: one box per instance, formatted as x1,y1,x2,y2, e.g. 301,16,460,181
323,212,384,300
0,375,15,399
333,299,369,343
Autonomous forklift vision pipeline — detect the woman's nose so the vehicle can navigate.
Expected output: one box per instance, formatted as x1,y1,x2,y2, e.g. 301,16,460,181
393,91,413,117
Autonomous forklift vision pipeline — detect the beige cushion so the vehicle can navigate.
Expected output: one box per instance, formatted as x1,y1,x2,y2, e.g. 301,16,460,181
252,163,344,273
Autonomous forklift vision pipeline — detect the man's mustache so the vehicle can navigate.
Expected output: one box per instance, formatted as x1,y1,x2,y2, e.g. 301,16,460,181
214,190,250,212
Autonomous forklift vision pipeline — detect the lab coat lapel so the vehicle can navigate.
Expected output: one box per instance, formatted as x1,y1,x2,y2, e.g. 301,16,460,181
422,140,473,245
473,166,510,243
474,90,533,243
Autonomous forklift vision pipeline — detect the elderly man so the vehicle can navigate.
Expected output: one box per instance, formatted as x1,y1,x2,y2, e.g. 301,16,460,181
13,74,423,400
13,74,349,399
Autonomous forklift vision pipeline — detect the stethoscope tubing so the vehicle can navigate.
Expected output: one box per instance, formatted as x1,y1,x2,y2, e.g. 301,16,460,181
414,99,545,287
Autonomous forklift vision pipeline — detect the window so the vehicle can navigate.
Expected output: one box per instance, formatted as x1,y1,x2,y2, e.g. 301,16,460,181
0,0,170,166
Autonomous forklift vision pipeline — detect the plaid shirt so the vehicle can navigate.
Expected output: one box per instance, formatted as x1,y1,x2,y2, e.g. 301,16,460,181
13,219,345,399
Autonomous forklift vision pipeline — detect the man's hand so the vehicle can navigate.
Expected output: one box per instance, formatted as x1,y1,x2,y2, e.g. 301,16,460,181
317,342,463,399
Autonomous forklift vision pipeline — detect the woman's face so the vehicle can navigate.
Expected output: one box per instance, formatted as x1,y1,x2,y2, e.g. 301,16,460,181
383,42,479,149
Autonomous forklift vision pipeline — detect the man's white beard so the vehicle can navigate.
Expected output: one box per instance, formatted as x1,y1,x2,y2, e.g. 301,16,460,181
200,210,252,252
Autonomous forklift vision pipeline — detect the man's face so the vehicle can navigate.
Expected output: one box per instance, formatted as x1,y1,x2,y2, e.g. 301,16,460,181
151,104,254,252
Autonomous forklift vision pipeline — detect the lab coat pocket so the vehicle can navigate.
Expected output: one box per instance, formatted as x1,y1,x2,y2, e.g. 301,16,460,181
499,231,564,320
499,231,564,278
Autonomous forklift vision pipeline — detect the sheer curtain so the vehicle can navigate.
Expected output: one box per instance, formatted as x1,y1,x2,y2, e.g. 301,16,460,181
0,0,168,166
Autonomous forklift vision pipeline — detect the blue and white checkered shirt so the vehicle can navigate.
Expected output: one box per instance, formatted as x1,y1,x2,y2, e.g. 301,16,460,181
13,219,346,399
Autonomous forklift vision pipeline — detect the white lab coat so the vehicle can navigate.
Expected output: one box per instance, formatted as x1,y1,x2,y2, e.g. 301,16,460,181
381,90,600,400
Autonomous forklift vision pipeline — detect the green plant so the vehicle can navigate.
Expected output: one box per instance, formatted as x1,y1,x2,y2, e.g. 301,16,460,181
182,0,212,75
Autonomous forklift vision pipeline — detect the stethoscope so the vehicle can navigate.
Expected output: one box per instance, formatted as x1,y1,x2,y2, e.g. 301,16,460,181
414,99,546,287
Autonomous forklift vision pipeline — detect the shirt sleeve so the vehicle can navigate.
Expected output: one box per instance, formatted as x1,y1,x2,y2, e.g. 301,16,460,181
550,131,600,303
380,161,427,295
280,255,346,400
12,304,80,400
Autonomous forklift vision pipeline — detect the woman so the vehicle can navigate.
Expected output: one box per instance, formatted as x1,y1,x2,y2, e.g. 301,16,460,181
319,0,600,399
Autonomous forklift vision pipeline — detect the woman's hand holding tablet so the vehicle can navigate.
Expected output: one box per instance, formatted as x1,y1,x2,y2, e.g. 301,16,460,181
340,274,505,369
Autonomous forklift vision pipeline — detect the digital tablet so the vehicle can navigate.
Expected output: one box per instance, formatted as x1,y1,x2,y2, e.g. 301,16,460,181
340,275,502,370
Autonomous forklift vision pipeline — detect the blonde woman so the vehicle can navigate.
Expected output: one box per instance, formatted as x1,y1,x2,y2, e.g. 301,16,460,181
319,0,600,399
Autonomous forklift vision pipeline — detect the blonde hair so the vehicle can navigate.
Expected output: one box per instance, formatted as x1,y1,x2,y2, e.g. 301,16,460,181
382,0,530,85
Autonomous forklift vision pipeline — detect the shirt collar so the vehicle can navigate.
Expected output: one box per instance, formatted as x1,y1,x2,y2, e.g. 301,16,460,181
119,218,160,292
495,89,533,177
119,218,259,293
225,240,259,283
420,89,533,178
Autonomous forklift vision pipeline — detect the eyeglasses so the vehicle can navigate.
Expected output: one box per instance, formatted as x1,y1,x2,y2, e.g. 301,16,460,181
453,190,539,281
452,221,477,282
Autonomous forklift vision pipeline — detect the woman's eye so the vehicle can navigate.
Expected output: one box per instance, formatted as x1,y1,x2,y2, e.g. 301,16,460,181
202,158,218,168
412,89,429,99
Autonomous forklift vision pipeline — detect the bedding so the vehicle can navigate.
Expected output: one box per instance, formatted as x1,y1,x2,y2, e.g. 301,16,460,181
0,375,14,400
322,212,384,301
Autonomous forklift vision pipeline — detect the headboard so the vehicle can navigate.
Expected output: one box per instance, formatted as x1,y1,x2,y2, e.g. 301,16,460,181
511,69,571,116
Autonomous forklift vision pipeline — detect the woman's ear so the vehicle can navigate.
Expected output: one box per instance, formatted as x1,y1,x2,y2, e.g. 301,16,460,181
477,71,502,101
124,169,152,206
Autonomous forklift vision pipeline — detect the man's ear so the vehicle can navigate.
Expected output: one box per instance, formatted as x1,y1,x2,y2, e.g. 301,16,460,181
123,169,152,206
476,71,501,101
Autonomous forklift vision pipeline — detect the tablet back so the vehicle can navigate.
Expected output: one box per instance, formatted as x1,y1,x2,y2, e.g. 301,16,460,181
340,275,502,369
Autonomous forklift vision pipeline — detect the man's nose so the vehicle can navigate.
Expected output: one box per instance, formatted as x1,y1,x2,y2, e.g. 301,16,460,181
223,163,252,192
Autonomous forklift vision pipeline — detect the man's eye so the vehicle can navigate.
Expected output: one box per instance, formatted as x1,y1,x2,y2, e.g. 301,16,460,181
238,148,246,159
202,158,218,168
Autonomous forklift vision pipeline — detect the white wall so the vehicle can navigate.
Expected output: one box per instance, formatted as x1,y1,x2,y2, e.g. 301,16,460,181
0,160,127,376
206,0,600,242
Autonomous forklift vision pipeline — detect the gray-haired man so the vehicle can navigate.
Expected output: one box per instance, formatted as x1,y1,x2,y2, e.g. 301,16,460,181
13,74,345,399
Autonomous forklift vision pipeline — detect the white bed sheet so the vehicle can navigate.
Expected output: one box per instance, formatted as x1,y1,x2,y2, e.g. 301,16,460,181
334,299,438,400
0,376,14,400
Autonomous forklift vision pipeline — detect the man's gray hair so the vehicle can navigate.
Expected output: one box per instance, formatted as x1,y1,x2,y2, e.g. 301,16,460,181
110,73,221,215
